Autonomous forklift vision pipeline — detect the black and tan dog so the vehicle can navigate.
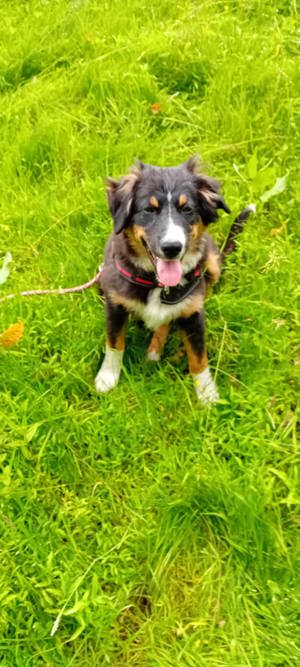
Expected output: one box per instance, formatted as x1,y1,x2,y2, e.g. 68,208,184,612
96,157,249,404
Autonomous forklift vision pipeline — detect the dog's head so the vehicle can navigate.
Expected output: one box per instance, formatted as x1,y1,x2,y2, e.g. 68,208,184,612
107,157,230,286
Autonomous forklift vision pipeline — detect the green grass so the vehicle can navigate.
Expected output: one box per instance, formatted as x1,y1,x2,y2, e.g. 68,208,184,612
0,0,299,665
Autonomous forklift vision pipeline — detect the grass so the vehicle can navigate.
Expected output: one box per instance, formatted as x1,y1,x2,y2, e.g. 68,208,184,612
0,0,299,665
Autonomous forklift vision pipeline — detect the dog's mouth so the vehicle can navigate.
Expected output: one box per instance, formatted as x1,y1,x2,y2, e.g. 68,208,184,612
155,258,183,287
142,239,183,287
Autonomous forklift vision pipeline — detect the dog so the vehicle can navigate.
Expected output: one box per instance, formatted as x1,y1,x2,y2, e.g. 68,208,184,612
95,157,231,405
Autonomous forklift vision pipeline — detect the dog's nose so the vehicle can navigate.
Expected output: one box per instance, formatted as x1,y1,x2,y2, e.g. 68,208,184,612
161,241,183,259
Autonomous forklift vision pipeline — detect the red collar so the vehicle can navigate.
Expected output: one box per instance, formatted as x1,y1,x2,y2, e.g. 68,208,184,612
114,260,206,305
115,259,205,289
115,260,163,287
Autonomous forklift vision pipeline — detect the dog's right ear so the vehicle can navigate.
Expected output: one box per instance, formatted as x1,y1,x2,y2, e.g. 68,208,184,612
106,163,142,235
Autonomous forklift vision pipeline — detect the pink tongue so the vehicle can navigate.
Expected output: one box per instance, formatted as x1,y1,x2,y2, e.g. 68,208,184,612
156,259,183,287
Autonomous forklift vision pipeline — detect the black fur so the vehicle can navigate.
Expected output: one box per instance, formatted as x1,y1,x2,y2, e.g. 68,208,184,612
178,311,206,364
105,298,128,348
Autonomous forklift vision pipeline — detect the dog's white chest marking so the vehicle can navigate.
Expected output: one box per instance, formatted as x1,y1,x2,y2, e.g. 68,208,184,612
131,289,186,330
127,246,205,330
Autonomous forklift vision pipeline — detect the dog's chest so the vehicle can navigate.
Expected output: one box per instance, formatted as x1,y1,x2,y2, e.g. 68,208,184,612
132,288,187,330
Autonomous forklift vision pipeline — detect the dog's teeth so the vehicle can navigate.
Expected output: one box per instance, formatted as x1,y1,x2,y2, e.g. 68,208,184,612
147,349,161,362
192,367,219,405
95,347,124,393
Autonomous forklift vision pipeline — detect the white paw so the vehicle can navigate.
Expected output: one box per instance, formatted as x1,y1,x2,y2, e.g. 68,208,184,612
193,367,220,406
95,368,119,392
147,349,161,362
95,346,124,393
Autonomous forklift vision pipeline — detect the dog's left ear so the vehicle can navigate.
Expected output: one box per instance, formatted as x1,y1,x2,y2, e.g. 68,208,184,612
194,174,230,225
106,163,142,234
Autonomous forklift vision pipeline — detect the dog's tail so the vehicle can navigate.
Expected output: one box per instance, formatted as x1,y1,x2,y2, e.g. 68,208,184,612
221,204,256,260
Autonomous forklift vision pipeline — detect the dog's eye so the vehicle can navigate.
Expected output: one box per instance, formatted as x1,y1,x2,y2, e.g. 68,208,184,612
143,205,158,214
179,204,194,216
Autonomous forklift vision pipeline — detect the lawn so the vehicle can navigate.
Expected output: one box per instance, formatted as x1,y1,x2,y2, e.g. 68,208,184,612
0,0,299,665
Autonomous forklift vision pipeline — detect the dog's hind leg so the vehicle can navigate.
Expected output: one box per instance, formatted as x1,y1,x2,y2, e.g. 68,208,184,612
178,311,219,405
95,300,128,393
147,324,170,362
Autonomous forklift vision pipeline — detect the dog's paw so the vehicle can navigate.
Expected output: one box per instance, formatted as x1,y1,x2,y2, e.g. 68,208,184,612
95,347,124,393
192,368,219,406
147,349,161,362
95,368,119,392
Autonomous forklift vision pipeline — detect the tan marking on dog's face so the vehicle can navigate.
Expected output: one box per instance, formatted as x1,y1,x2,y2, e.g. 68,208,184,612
205,251,221,283
132,224,146,242
125,224,148,258
178,193,187,207
185,219,205,255
149,195,159,209
192,219,205,240
179,293,204,318
182,334,208,374
148,324,169,356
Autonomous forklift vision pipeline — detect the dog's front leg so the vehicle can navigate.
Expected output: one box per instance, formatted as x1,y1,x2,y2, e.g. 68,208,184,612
95,299,128,393
178,311,219,405
147,324,170,361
